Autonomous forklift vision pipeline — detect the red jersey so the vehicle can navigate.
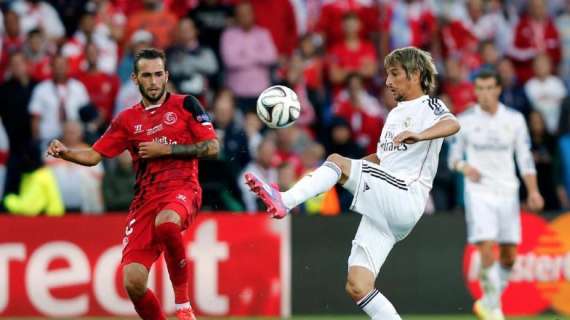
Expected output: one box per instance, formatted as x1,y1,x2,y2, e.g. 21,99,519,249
93,93,216,205
510,15,561,83
76,71,120,123
442,81,476,115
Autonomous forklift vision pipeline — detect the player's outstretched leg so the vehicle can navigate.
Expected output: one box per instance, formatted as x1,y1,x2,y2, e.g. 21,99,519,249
346,266,401,320
245,153,349,217
155,210,196,320
123,263,167,320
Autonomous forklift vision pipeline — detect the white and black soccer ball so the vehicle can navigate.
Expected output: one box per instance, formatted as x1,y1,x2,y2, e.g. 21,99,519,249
256,85,301,129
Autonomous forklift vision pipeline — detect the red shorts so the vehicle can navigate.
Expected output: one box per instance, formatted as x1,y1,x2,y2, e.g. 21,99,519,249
121,189,200,269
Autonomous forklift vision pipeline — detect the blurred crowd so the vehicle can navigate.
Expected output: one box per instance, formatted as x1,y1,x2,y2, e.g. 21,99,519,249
1,0,570,216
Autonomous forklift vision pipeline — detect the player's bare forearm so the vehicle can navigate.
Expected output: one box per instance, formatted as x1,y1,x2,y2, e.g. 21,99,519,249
47,139,102,166
419,118,460,141
362,153,380,164
394,118,460,145
61,148,102,166
170,139,219,159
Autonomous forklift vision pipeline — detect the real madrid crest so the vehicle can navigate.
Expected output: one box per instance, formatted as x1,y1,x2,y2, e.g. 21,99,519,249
164,112,178,125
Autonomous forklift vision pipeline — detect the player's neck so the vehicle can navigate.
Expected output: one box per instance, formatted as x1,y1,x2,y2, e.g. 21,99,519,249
403,89,425,102
142,93,168,109
481,103,499,115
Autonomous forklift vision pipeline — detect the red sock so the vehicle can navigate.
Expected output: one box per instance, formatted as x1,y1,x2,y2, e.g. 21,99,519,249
156,222,189,304
132,289,166,320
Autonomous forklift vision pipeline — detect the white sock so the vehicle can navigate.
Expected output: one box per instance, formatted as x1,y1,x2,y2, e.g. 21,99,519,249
175,302,191,311
357,289,401,320
281,161,341,209
480,263,500,309
498,265,512,294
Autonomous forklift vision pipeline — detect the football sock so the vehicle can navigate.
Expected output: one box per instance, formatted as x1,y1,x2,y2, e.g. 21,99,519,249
175,302,192,311
133,289,166,320
357,289,401,320
498,265,512,294
281,161,341,209
156,222,189,305
480,263,501,309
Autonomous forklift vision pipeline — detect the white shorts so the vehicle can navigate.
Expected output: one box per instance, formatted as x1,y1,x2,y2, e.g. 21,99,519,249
465,189,521,244
344,160,428,276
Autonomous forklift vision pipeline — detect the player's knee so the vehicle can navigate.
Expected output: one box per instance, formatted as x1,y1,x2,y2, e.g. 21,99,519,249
499,252,517,268
345,276,373,301
155,209,181,227
477,242,496,267
123,264,148,300
326,153,350,175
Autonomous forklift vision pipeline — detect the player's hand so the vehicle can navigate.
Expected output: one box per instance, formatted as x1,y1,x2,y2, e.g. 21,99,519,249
526,191,544,212
393,131,423,145
138,141,171,159
463,165,481,182
47,139,68,158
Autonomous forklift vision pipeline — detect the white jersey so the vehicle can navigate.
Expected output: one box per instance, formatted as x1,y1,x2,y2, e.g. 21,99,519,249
448,104,536,194
376,95,454,189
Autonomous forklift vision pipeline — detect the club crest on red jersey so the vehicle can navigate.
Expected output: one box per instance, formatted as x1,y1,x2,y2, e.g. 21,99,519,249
164,112,178,125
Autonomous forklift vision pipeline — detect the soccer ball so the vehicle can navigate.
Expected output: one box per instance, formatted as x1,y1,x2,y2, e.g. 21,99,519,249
256,85,301,128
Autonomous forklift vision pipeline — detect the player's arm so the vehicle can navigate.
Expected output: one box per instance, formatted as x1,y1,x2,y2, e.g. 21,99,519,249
47,139,102,166
170,139,219,159
447,120,481,182
362,153,380,164
394,115,460,145
138,139,220,159
514,115,544,212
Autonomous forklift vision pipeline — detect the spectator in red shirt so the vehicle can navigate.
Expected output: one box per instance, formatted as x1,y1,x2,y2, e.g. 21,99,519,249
327,12,378,95
76,42,120,125
314,0,378,48
509,0,561,83
22,29,53,82
442,56,476,115
61,11,119,76
249,0,297,58
470,40,501,80
89,0,127,43
1,11,24,80
333,73,384,154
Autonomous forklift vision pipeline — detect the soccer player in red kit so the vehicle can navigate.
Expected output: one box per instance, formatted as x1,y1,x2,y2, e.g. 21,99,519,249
47,48,219,320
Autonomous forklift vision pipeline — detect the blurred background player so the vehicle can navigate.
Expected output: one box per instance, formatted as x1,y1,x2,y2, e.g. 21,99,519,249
448,69,544,320
46,48,219,320
244,47,460,319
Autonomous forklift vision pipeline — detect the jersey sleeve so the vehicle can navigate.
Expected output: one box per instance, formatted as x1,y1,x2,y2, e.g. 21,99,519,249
92,115,129,158
514,113,537,176
425,97,455,127
183,95,217,142
447,116,466,170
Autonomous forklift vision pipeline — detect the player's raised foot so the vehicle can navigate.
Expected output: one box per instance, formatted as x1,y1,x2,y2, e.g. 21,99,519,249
175,307,196,320
473,299,493,320
244,172,288,219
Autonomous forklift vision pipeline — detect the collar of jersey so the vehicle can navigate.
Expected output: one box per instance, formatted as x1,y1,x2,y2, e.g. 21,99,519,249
397,94,428,107
141,92,171,111
475,102,505,117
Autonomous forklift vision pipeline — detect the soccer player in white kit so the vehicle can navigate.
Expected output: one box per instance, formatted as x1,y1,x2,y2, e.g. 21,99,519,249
245,47,460,319
448,69,544,320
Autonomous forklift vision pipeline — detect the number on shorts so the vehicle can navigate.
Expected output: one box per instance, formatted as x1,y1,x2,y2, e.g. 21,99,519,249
125,218,136,236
